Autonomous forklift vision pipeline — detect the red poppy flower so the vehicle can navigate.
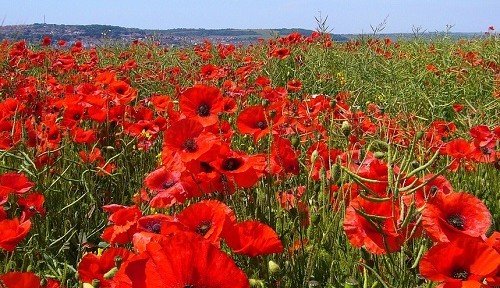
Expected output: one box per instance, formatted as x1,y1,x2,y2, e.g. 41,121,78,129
71,127,97,144
287,79,302,92
79,147,104,164
422,192,492,243
445,139,473,159
419,237,500,287
0,218,32,251
176,200,236,247
101,206,142,245
0,172,34,195
17,192,45,220
111,232,249,288
211,145,266,188
343,196,404,255
402,174,453,208
163,118,220,163
108,80,137,105
270,47,291,59
179,84,224,127
255,76,271,87
61,104,84,128
78,247,132,287
222,220,283,257
236,105,282,142
0,272,41,288
269,136,300,175
144,165,190,208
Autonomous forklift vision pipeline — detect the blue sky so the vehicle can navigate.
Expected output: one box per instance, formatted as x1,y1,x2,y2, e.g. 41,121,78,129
2,0,499,34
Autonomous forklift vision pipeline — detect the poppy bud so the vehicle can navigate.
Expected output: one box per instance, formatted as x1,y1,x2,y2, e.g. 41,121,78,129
268,260,281,275
415,131,424,140
329,99,337,108
341,121,351,136
92,279,100,288
331,164,341,183
249,279,265,287
269,109,276,118
310,149,319,165
310,212,321,225
291,136,300,148
104,267,119,279
374,152,385,159
411,161,420,168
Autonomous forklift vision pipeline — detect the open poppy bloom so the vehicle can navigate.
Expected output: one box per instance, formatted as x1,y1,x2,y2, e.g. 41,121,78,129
175,200,236,247
419,237,500,287
78,247,132,287
236,104,283,142
0,218,32,251
0,272,42,288
17,192,45,220
211,145,266,188
101,206,142,245
179,84,224,127
0,172,34,195
162,118,220,163
110,232,249,288
343,196,404,255
222,220,283,257
422,192,492,243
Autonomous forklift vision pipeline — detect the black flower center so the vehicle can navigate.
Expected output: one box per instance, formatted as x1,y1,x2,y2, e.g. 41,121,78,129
222,158,242,171
182,138,198,152
197,104,210,117
196,220,212,236
452,268,469,280
200,161,214,173
429,185,438,194
256,120,267,129
481,146,491,155
446,214,465,230
162,180,177,189
146,222,162,234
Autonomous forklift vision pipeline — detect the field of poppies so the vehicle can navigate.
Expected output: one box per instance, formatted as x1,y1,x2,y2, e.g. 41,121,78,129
0,30,499,288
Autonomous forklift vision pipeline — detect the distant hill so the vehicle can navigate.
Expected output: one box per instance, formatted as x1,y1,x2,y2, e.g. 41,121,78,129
0,23,483,46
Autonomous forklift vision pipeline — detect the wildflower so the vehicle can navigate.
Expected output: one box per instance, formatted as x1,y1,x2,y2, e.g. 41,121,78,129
110,232,249,288
179,84,224,127
419,237,500,287
422,192,492,243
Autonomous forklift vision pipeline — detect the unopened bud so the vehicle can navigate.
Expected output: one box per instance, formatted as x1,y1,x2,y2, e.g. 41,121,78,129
310,149,319,165
269,109,277,118
374,152,385,159
103,267,119,279
249,278,265,287
268,260,281,275
341,121,351,137
415,131,424,140
329,99,337,108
